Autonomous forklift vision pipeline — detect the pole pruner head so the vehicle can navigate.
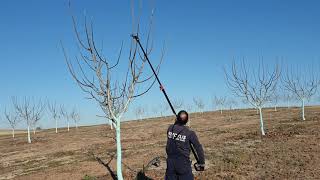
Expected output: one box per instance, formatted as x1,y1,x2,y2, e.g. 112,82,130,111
131,34,139,41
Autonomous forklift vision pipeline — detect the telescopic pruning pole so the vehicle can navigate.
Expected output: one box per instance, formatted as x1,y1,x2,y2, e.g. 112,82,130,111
132,35,176,116
132,34,203,171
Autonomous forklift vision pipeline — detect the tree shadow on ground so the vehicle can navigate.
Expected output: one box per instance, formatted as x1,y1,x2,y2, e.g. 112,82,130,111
93,154,165,180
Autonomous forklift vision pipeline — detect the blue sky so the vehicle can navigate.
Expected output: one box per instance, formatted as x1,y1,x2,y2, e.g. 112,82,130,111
1,0,320,129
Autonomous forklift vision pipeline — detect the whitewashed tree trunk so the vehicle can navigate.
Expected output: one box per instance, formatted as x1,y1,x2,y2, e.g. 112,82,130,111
33,128,36,135
259,107,266,136
109,119,113,130
302,99,306,120
220,109,223,114
12,128,15,139
27,125,31,143
115,117,123,180
55,119,58,133
67,120,70,132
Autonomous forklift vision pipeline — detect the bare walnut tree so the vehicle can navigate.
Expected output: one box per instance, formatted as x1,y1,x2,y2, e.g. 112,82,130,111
282,66,319,120
212,95,226,114
283,93,294,109
60,105,70,132
12,97,44,143
226,97,238,111
225,98,238,121
271,92,280,112
135,106,145,120
47,101,60,134
172,98,184,111
193,97,205,113
70,107,80,129
4,108,20,139
185,104,193,113
62,11,162,179
225,61,280,136
31,107,42,135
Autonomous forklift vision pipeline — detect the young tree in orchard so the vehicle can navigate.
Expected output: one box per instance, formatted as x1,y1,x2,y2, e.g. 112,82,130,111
225,98,238,121
60,105,71,132
193,97,205,113
224,61,280,136
185,104,193,113
213,95,226,114
283,93,294,109
282,67,319,120
62,9,163,179
271,93,280,112
48,101,60,134
12,97,44,143
4,108,19,139
226,97,238,111
31,109,42,135
135,106,145,120
70,107,80,129
172,98,184,111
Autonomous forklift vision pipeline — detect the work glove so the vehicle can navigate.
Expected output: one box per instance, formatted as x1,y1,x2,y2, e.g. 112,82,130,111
194,163,205,171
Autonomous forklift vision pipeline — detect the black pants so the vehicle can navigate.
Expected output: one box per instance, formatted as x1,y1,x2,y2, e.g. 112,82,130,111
165,156,194,180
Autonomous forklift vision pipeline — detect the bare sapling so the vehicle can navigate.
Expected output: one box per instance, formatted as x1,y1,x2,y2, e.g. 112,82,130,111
225,61,280,136
70,107,80,129
193,97,205,113
4,108,19,139
282,66,319,120
135,106,145,121
172,98,184,111
213,95,226,114
62,6,163,179
12,97,44,143
60,105,70,132
48,101,60,133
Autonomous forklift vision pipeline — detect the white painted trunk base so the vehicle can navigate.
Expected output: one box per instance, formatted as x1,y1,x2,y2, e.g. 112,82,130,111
115,118,123,180
302,99,306,120
27,125,31,143
259,107,266,136
55,119,58,133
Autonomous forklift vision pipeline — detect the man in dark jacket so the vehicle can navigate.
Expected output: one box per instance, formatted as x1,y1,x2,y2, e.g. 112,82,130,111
165,110,205,180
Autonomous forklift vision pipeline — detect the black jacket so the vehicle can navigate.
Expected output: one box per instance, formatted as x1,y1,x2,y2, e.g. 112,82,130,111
166,123,205,164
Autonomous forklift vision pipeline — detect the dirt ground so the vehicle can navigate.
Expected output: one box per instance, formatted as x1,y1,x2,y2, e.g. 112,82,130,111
1,106,320,180
0,131,26,136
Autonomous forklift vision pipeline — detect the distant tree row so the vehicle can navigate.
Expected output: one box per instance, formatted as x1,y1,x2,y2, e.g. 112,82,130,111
131,61,320,138
1,97,80,143
225,61,319,136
